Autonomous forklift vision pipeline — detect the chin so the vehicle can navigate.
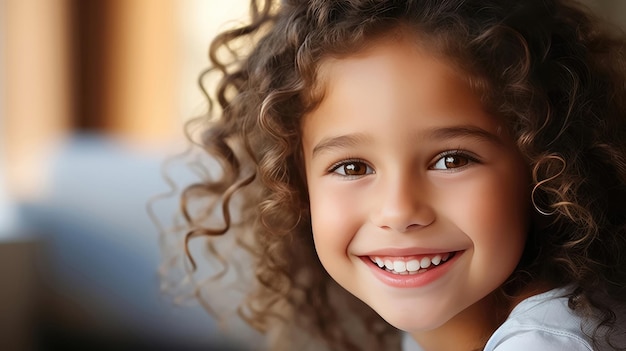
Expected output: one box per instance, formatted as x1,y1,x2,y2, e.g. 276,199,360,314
373,305,451,333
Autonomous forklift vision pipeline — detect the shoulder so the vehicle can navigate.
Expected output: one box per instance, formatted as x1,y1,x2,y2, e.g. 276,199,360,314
484,287,599,351
486,329,594,351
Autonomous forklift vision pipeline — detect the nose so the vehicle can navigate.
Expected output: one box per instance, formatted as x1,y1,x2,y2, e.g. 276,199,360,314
370,173,435,233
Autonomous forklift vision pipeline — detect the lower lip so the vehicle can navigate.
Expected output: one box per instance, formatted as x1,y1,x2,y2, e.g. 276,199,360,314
361,251,462,288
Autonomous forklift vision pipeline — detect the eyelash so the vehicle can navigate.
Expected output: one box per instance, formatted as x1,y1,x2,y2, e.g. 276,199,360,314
327,158,374,178
430,150,480,170
326,150,480,177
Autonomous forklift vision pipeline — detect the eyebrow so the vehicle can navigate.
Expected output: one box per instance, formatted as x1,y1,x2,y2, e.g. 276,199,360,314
310,125,503,158
426,125,503,144
311,133,372,158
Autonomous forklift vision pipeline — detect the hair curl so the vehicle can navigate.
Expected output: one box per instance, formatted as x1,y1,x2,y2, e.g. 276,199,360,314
170,0,626,349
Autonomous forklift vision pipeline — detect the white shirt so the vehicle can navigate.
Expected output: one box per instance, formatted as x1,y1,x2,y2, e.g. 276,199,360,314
403,287,603,351
484,287,596,350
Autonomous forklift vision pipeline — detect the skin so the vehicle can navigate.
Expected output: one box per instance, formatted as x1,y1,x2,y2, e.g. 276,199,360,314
301,32,532,351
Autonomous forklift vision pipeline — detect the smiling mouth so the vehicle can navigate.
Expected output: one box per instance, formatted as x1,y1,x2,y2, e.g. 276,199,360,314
368,252,457,275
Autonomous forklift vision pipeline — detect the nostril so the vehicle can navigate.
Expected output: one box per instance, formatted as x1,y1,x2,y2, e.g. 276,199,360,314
371,199,436,232
405,223,420,231
378,222,423,232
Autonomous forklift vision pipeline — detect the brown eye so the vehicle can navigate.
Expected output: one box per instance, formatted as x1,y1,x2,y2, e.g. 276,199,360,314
444,155,468,168
432,153,474,170
331,160,374,176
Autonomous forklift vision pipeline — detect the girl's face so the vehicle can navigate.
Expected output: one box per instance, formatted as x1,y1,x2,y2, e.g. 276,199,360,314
302,34,531,341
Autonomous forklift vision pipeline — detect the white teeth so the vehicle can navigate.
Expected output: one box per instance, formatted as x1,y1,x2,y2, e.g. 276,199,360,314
420,257,431,269
393,261,407,273
370,252,454,274
431,255,442,266
406,260,420,272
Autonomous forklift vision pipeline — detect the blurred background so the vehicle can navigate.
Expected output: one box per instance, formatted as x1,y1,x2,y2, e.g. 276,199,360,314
0,0,259,350
0,1,625,351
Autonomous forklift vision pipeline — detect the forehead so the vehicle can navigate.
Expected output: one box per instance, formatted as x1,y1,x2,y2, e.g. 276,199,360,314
321,40,454,87
306,33,479,118
309,29,472,107
300,32,507,154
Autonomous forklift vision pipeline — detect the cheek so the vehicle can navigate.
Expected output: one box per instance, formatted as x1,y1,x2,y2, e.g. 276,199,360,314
435,166,528,236
459,173,530,260
309,183,363,261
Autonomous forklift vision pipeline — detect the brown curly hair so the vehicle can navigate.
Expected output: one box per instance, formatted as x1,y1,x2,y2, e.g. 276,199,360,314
167,0,626,349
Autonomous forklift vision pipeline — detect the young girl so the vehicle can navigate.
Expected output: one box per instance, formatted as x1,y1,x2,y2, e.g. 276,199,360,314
167,0,626,349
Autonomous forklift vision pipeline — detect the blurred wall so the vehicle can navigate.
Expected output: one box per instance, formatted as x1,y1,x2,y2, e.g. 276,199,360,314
0,1,249,350
0,0,249,202
1,0,71,200
585,0,626,28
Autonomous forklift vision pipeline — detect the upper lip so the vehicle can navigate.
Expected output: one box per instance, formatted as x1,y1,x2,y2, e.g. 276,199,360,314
359,247,460,257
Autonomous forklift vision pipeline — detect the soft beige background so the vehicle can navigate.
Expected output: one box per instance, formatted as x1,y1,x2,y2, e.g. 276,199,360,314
1,0,248,201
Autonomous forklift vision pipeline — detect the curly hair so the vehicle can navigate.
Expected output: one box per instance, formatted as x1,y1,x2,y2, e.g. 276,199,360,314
169,0,626,349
